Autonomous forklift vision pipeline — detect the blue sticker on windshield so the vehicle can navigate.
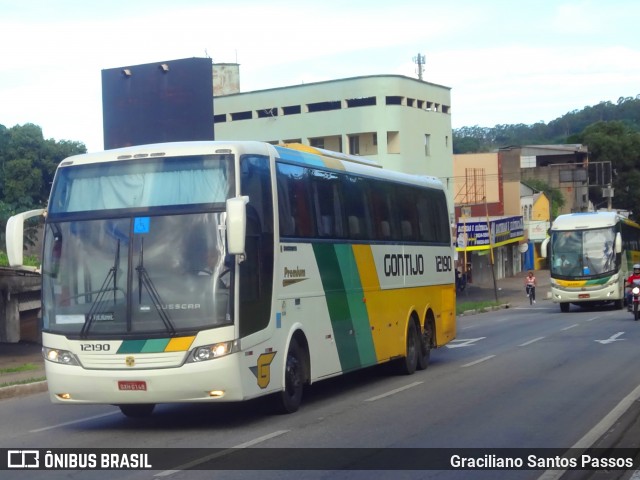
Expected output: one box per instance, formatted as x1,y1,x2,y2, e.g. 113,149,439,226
134,217,150,234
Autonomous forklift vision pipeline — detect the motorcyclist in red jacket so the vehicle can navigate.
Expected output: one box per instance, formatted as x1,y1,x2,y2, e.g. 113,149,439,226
626,264,640,310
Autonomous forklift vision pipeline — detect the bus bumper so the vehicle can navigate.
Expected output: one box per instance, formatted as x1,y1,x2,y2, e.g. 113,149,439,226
550,286,621,304
44,354,246,405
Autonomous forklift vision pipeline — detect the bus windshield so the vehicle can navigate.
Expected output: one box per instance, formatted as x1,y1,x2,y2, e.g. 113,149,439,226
49,155,232,213
42,155,235,337
550,227,617,278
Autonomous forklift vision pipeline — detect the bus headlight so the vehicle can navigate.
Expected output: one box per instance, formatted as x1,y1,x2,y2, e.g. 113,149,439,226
43,347,79,366
187,341,236,363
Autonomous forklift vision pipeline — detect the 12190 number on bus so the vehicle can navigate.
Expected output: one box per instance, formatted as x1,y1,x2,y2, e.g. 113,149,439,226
435,255,452,272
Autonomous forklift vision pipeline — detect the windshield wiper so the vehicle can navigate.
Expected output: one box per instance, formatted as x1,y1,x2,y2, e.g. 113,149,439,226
80,240,121,338
136,238,176,335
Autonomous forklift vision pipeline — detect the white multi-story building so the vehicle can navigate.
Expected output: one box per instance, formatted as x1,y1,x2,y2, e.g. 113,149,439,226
212,70,454,210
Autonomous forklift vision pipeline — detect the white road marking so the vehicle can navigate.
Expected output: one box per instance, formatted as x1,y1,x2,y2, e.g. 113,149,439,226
461,355,496,367
518,337,545,347
561,324,579,331
446,338,486,348
29,411,119,433
538,383,640,480
365,381,423,402
595,332,625,344
155,430,290,477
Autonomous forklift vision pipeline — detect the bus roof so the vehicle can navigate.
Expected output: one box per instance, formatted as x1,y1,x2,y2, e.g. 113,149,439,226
550,211,638,230
58,140,446,192
274,143,445,190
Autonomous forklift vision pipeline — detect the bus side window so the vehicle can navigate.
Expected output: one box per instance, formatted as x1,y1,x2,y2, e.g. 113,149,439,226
342,174,372,241
276,163,312,238
371,181,397,241
310,169,344,239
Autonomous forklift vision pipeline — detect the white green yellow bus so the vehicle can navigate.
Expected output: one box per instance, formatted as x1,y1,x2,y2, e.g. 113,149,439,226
541,211,640,312
6,141,456,417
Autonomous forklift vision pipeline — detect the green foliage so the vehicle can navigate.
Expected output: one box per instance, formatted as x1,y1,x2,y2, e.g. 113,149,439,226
453,97,640,154
0,250,40,267
0,123,86,246
522,178,565,218
574,121,640,214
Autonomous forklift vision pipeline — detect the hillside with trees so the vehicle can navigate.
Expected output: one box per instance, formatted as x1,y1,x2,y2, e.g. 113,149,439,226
453,96,640,218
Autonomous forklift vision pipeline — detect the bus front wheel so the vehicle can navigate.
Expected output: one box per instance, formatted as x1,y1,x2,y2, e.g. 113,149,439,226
560,303,570,313
274,339,305,414
118,404,155,418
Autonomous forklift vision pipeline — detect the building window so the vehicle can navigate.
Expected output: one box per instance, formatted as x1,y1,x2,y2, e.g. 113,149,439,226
349,135,360,155
307,100,341,112
309,137,325,149
385,96,403,105
231,111,252,121
257,108,278,118
387,131,400,154
424,134,431,156
213,114,227,124
282,105,301,115
346,97,376,108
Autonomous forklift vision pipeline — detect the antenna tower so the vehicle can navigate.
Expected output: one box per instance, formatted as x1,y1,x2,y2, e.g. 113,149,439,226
413,53,426,80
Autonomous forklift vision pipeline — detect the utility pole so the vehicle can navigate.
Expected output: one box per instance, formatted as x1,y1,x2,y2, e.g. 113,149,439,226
413,54,425,81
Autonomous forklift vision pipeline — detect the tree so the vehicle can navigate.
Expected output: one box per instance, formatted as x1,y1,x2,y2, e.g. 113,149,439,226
575,121,640,217
0,123,86,244
523,178,565,219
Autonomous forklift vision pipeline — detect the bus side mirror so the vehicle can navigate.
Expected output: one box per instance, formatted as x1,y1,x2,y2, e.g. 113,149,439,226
615,232,622,254
226,196,249,256
540,237,549,259
5,209,45,267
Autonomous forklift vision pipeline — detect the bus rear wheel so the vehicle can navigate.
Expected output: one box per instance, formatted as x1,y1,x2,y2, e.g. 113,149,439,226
273,339,305,414
417,319,433,371
396,320,419,375
118,404,155,418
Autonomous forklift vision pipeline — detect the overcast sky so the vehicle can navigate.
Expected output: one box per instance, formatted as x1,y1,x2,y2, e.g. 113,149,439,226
2,0,639,152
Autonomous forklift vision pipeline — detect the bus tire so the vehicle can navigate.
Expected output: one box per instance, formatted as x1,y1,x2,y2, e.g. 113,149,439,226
396,319,419,375
417,318,433,371
274,338,305,414
614,298,624,310
560,303,570,313
118,404,155,418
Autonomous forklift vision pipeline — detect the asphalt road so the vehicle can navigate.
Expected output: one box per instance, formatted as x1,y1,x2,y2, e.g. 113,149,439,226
2,303,640,480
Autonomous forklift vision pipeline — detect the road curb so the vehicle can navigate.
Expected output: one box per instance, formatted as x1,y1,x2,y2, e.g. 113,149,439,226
457,303,512,317
0,380,48,400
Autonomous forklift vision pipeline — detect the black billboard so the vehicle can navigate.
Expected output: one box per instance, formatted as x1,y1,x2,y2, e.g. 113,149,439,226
102,57,214,149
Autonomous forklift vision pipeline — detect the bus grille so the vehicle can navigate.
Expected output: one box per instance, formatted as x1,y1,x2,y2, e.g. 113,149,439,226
78,352,187,370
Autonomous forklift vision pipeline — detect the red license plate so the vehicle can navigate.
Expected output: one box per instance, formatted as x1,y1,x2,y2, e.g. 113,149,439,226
578,294,590,299
118,381,147,391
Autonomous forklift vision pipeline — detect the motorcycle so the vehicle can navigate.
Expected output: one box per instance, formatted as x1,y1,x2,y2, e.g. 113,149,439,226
629,285,640,321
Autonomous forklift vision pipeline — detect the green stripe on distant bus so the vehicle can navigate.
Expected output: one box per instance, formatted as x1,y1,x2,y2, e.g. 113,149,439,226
313,243,376,372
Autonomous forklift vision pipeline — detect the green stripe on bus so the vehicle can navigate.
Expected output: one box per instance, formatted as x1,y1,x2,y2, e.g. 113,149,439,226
313,243,376,372
117,340,147,354
334,244,377,367
141,338,171,352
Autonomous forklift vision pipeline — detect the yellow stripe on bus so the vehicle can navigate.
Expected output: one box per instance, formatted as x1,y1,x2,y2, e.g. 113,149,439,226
165,336,196,352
